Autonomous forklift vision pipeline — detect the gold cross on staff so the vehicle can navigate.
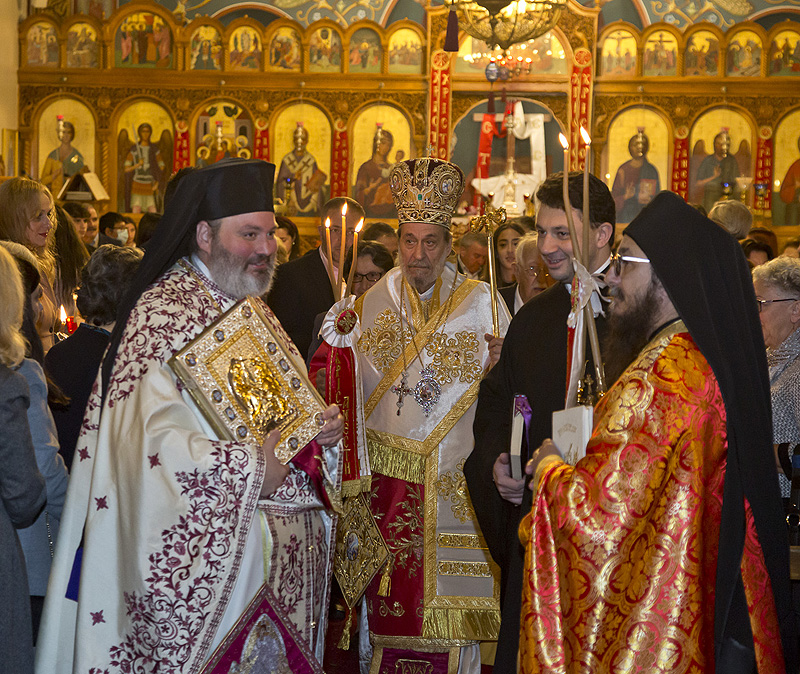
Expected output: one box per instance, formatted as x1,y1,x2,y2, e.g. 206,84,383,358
468,204,507,338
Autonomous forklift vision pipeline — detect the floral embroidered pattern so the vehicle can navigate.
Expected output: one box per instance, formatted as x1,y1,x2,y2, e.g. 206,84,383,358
383,484,424,578
358,309,407,374
424,331,482,384
435,458,475,522
277,534,303,619
104,443,256,672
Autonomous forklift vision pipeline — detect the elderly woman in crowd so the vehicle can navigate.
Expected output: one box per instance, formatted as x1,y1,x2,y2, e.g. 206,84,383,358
0,246,47,674
752,256,800,499
499,232,555,317
0,178,61,351
45,244,144,470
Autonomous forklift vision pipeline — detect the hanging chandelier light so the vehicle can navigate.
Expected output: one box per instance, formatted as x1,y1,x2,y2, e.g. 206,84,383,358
445,0,566,52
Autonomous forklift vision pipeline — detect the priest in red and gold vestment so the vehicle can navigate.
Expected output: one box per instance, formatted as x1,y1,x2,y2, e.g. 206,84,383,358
520,191,797,673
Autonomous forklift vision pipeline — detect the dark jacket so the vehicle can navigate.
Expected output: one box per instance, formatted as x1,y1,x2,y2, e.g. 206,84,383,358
267,247,335,359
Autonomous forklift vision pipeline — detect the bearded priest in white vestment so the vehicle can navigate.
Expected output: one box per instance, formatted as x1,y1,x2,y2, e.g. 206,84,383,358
344,158,510,673
36,159,343,674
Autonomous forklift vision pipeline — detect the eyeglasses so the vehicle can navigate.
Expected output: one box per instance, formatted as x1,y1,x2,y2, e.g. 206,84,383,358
756,298,799,312
522,266,551,279
610,252,651,276
353,271,383,283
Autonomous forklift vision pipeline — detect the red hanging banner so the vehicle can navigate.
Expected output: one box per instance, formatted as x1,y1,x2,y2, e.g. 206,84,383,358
253,116,270,161
428,50,453,160
569,48,593,171
331,118,349,198
756,126,773,212
173,120,191,172
671,126,690,200
473,113,501,209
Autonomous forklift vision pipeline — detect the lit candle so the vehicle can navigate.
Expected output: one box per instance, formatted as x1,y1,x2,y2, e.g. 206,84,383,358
345,218,365,297
580,125,592,268
324,217,338,300
558,133,578,260
337,202,348,296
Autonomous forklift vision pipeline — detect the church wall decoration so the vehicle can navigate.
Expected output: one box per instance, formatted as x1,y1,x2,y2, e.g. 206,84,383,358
455,32,569,77
603,106,670,224
569,48,593,171
756,126,773,215
272,101,332,217
115,99,174,213
331,118,350,199
193,100,254,169
428,50,453,161
66,21,100,68
348,26,383,74
227,22,263,71
351,103,413,219
684,27,722,77
268,24,302,72
726,27,763,76
25,20,59,67
773,110,800,226
113,11,173,69
35,98,96,197
671,127,691,201
254,117,270,162
309,24,344,73
388,27,424,75
173,119,191,171
769,27,800,77
598,28,637,78
188,23,223,71
688,107,754,212
641,27,679,77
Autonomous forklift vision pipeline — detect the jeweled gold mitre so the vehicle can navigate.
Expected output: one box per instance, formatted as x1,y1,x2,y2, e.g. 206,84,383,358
389,158,465,228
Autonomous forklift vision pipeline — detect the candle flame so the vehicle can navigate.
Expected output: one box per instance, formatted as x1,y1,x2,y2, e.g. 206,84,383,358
325,217,331,229
558,133,569,150
579,125,591,146
355,218,364,233
59,305,67,323
342,202,348,217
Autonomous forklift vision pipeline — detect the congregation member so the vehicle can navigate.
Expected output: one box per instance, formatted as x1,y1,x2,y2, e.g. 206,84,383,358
268,196,364,359
275,215,302,260
61,201,90,241
492,221,525,288
782,236,800,258
333,157,509,672
97,211,127,247
0,177,61,352
708,198,752,239
498,232,554,317
37,159,344,673
45,244,143,470
752,256,800,499
519,191,796,673
448,229,488,280
81,204,100,252
134,211,161,248
361,220,399,259
742,237,774,266
0,245,46,674
52,204,89,314
465,172,615,674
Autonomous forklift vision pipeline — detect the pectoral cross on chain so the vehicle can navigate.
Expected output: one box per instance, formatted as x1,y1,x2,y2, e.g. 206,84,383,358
391,373,413,416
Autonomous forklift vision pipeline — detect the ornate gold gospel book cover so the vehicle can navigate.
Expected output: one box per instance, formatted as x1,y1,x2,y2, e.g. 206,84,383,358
169,297,327,464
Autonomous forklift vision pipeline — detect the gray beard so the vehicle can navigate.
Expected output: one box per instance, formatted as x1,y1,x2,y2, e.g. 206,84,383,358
207,246,276,300
400,248,450,294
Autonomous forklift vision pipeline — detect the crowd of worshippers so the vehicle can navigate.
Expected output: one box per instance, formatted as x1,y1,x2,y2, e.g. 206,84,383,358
0,160,798,674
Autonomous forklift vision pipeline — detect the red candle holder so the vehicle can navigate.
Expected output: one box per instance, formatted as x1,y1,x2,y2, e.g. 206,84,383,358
66,315,78,335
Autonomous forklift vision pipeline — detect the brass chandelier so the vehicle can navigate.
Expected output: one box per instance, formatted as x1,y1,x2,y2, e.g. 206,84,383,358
446,0,566,51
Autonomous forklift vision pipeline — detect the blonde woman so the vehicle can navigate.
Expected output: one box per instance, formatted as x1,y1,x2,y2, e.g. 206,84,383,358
0,177,59,351
0,246,46,674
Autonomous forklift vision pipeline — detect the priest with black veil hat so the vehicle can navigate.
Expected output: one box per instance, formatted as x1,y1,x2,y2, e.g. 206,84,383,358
519,191,797,673
37,159,344,674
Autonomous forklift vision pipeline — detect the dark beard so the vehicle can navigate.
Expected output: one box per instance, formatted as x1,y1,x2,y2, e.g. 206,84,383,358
602,279,662,387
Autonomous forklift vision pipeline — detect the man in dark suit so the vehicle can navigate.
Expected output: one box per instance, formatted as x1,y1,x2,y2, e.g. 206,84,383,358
464,172,615,674
267,196,364,359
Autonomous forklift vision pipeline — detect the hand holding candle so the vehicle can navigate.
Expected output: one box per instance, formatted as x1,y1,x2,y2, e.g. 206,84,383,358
345,218,365,297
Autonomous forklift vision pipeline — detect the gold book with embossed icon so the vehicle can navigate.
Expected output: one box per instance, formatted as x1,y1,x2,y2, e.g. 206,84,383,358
169,296,327,464
334,493,390,609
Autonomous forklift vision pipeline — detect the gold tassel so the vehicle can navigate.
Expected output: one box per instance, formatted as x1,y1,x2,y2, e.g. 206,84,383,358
337,606,353,650
378,558,392,597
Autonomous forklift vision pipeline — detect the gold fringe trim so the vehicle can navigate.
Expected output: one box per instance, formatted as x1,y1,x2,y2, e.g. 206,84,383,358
437,533,487,549
368,438,426,484
337,606,354,650
378,557,392,597
340,475,372,497
422,606,501,641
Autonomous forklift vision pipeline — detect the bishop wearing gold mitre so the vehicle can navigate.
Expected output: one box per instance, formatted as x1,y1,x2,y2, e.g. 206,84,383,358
337,157,511,672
